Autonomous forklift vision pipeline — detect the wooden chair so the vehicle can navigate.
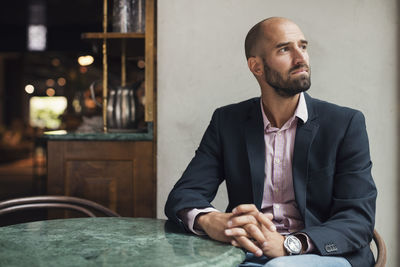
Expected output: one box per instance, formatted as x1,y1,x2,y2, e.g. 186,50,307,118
0,195,120,218
373,229,387,267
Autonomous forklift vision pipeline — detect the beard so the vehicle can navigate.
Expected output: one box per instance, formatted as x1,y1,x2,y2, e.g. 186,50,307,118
263,59,311,98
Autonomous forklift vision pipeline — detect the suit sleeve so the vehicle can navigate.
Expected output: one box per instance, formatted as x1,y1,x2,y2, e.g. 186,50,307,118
303,111,377,257
164,109,224,229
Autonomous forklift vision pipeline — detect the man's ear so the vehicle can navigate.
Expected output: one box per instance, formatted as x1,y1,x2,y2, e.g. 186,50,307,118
247,57,264,77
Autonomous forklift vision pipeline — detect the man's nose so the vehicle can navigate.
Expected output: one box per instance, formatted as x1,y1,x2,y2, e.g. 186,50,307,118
293,48,307,65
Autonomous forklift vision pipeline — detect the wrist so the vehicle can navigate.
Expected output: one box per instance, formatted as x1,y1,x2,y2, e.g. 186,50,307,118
194,211,216,231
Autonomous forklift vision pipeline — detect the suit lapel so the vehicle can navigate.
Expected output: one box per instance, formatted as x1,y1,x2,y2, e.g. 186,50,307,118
244,99,265,209
292,93,319,218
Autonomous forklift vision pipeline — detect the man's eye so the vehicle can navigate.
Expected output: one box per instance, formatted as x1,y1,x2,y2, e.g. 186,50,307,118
301,45,307,50
279,47,289,52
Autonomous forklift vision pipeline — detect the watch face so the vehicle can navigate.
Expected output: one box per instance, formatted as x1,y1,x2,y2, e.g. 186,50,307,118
285,235,301,254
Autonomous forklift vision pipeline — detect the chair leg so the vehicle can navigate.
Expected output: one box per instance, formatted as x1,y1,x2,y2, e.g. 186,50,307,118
373,229,387,267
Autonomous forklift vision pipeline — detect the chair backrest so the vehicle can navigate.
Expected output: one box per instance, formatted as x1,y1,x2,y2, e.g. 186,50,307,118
373,229,387,267
0,195,121,218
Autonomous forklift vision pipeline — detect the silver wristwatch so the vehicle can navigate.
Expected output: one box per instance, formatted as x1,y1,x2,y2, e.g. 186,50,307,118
284,235,302,255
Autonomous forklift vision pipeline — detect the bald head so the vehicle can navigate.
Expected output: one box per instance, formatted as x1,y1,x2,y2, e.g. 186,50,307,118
244,17,302,59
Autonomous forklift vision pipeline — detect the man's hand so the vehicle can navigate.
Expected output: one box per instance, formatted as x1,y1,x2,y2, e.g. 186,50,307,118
256,212,286,258
195,211,233,243
195,207,265,257
224,204,286,258
195,204,286,258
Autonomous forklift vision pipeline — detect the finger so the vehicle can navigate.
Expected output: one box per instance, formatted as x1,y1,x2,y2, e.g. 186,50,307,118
228,214,258,228
232,239,257,248
232,204,259,215
264,213,274,221
234,236,263,257
225,225,266,248
257,212,277,232
225,227,249,237
243,223,266,245
231,239,240,247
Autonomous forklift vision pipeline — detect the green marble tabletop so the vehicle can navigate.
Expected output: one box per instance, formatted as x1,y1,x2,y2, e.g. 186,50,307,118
0,217,245,267
41,123,154,141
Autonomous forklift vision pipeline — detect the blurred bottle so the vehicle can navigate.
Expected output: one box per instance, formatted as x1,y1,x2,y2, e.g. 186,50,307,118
131,0,145,33
112,0,132,32
112,0,145,33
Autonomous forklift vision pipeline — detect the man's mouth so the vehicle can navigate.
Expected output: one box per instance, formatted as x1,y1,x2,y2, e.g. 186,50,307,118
290,67,309,75
291,69,308,75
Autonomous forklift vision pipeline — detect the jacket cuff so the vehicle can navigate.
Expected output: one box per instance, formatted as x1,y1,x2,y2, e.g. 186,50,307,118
294,232,315,254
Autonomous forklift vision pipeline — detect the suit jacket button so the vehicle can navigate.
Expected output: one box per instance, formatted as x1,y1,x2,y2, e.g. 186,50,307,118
325,243,338,253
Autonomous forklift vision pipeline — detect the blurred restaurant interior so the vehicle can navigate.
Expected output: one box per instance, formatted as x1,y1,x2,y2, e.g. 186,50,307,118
0,0,156,225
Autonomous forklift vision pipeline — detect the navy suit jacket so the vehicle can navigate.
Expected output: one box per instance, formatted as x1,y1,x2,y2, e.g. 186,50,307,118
165,93,377,267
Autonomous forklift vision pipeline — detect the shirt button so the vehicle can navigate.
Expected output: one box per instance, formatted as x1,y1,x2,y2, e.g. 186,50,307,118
274,158,280,164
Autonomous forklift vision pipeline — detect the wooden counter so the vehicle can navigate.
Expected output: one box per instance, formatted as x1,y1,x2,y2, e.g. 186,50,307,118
45,127,155,218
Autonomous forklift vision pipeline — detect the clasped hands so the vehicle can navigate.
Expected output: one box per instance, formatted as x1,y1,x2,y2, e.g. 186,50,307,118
195,204,285,258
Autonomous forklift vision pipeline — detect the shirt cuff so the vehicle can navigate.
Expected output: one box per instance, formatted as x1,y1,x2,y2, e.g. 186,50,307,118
178,207,219,235
294,233,315,254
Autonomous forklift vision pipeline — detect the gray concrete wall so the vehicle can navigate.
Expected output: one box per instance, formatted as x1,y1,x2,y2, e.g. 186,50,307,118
157,1,398,266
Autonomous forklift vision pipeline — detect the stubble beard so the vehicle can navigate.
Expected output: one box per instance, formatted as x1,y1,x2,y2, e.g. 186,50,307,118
263,60,311,98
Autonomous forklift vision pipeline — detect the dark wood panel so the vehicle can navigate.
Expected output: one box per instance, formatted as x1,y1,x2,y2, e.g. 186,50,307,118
133,142,155,217
47,141,65,195
63,141,135,159
65,160,133,217
47,140,155,218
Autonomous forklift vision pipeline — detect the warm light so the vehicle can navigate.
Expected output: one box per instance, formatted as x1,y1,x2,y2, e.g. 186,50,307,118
44,130,67,135
46,79,55,87
72,98,82,113
78,55,94,66
57,77,66,86
79,66,88,74
30,96,68,129
25,84,35,94
137,60,145,69
46,88,55,96
52,58,60,67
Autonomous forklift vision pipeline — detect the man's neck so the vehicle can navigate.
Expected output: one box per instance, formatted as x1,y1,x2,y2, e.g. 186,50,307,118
261,90,300,129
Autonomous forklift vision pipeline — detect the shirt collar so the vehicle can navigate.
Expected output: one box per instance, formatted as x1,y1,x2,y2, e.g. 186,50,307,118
260,92,309,130
295,92,308,124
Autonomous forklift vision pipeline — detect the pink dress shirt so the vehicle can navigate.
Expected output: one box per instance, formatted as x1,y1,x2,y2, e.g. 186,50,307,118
260,93,307,233
180,93,313,251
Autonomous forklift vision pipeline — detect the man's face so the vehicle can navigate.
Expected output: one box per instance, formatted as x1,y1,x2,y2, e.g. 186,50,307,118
260,21,311,97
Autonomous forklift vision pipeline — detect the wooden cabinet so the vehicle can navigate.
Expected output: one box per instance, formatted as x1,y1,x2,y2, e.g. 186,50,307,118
47,140,155,217
82,0,156,129
46,0,157,219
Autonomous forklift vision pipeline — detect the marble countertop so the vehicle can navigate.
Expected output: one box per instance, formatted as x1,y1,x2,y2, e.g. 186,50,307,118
41,123,153,141
0,217,245,267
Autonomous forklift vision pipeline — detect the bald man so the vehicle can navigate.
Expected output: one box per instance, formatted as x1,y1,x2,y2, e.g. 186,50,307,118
165,17,376,267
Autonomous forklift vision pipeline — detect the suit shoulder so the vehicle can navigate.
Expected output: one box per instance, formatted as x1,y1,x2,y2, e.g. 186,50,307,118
215,97,259,116
310,98,365,128
309,96,364,120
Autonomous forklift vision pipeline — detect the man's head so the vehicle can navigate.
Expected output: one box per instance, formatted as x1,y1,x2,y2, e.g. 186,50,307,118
245,17,311,97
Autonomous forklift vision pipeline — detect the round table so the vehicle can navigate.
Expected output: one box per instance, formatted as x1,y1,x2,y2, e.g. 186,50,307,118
0,217,245,267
